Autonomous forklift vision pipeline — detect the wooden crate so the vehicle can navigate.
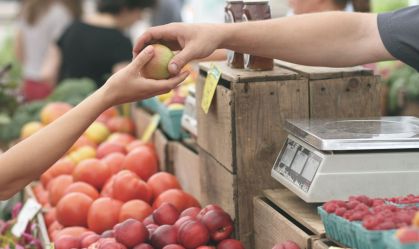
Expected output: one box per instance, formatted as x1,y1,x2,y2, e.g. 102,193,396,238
196,61,381,248
254,197,313,249
131,105,154,137
197,61,309,247
171,142,201,202
254,188,331,249
275,60,381,118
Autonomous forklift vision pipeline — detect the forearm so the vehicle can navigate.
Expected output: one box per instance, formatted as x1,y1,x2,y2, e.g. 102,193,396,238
0,87,111,199
221,12,392,67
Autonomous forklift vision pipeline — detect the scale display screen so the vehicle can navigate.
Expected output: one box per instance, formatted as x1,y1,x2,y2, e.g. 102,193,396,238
273,138,322,192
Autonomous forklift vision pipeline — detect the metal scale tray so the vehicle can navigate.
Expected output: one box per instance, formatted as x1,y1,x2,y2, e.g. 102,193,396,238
284,116,419,151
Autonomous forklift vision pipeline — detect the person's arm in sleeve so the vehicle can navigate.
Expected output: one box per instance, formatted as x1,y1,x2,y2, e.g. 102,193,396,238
0,45,189,200
134,11,394,75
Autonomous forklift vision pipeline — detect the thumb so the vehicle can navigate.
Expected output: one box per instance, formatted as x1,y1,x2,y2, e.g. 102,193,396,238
168,46,195,75
131,45,154,69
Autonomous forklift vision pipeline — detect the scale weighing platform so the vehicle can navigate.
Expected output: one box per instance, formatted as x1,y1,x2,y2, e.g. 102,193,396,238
271,116,419,203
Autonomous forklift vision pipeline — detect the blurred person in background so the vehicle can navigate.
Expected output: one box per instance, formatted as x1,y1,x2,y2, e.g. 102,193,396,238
151,0,184,26
288,0,370,14
14,0,82,101
42,0,156,89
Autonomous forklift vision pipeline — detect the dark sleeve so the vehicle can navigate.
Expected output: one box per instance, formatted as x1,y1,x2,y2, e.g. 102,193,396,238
378,6,419,71
113,37,133,65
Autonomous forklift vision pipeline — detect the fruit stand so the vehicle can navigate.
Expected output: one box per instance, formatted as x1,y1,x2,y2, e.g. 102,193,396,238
2,1,419,249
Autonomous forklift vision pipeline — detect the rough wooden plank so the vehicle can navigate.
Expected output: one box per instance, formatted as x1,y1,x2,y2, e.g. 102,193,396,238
275,60,373,80
254,197,311,249
310,76,381,119
264,189,325,235
196,80,235,172
198,148,236,220
131,105,153,138
199,61,298,83
153,129,170,172
172,142,201,202
233,79,310,247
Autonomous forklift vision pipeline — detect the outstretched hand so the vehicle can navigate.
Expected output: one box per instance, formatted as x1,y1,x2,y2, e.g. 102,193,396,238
133,23,223,75
103,45,190,106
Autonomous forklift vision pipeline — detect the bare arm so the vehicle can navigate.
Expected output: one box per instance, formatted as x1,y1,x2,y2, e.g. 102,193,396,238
134,12,393,75
0,46,189,199
223,12,392,67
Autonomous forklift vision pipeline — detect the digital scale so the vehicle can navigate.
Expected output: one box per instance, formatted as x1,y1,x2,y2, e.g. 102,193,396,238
271,116,419,203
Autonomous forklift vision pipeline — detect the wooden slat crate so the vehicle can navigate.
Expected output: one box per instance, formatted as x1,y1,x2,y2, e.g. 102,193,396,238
196,61,380,248
196,61,309,248
254,188,333,249
171,142,201,203
254,196,313,249
275,60,381,119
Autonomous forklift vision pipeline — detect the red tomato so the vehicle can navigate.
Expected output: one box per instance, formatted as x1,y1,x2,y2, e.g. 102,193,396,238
101,152,125,175
69,135,97,153
107,133,135,146
101,175,116,198
73,159,111,190
54,226,88,242
87,197,123,234
153,189,201,212
48,221,63,241
126,140,156,154
64,182,100,200
44,208,57,228
112,170,151,203
147,172,182,198
119,200,153,223
56,193,93,227
48,175,74,206
41,158,76,187
96,142,126,159
96,107,119,123
32,184,49,206
106,117,135,134
122,147,158,181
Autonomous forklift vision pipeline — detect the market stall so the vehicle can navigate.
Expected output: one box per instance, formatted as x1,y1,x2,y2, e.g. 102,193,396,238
1,0,419,249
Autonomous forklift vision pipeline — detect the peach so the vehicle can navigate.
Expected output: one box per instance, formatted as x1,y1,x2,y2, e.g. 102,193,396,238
85,122,110,144
177,221,209,249
54,236,81,249
153,203,180,225
150,225,178,249
40,102,72,125
217,239,245,249
114,219,149,247
20,121,43,139
133,244,154,249
141,44,174,80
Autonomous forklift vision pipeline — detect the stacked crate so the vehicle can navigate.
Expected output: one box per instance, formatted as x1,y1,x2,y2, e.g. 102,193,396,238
196,61,381,248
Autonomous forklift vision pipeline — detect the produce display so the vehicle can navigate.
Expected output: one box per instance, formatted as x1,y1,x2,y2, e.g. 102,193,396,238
15,103,244,249
320,195,419,249
0,78,96,143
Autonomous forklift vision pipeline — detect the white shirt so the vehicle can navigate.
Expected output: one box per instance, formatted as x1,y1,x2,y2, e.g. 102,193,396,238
19,3,72,80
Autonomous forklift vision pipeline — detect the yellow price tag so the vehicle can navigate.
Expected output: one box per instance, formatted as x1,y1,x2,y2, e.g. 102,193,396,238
201,64,221,114
141,114,160,143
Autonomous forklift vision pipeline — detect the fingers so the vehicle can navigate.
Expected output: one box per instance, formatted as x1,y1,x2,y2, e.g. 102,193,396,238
133,24,180,57
168,47,196,75
131,45,154,69
143,71,190,93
